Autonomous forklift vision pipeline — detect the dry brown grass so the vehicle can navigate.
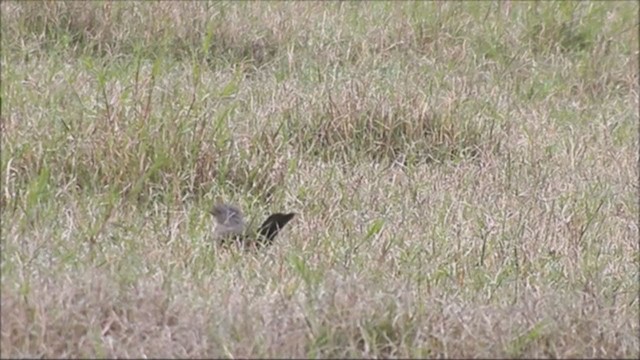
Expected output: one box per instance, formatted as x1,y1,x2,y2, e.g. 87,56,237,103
1,1,638,358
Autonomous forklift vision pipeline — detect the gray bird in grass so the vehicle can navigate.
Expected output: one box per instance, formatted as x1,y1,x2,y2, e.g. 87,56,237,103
210,203,296,249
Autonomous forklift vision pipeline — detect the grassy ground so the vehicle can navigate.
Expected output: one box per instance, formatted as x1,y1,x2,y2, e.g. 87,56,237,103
1,1,638,358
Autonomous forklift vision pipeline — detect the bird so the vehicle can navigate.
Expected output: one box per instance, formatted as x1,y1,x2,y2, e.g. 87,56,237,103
210,203,296,249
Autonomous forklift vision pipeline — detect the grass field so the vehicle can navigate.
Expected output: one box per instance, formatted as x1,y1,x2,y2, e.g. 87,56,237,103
1,1,639,358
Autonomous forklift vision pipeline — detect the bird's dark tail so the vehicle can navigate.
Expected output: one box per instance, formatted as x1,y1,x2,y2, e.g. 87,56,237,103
257,213,296,246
